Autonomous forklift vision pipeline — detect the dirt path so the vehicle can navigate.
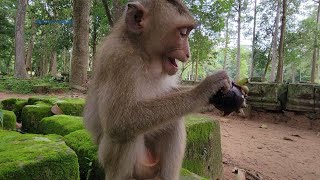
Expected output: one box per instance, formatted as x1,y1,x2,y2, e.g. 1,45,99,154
207,111,320,180
1,92,319,180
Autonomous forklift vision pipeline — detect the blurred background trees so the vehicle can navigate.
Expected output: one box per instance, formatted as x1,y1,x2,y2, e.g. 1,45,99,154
1,0,320,86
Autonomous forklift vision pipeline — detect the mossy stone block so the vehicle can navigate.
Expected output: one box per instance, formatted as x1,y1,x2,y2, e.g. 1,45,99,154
247,82,283,111
315,86,320,112
287,83,316,112
0,110,16,130
184,114,223,180
32,84,52,93
180,168,209,180
39,115,84,136
27,96,59,105
21,104,53,133
0,130,79,180
1,98,28,122
56,98,85,116
64,129,104,180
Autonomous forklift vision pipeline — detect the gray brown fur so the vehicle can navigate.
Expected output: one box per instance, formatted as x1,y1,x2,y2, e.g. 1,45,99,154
84,0,230,179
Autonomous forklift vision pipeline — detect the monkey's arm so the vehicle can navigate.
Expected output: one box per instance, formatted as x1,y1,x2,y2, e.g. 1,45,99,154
172,85,194,92
108,77,228,141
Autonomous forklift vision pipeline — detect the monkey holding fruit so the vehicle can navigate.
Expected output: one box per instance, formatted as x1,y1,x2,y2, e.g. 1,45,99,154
84,0,230,179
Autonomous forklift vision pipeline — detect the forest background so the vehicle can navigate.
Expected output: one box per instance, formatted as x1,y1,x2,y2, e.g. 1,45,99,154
1,0,320,90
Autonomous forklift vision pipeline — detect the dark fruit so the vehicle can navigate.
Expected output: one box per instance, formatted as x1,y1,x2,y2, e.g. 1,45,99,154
209,82,245,116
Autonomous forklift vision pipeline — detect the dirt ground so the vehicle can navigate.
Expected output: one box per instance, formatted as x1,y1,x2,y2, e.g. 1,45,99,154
207,110,320,180
1,92,320,180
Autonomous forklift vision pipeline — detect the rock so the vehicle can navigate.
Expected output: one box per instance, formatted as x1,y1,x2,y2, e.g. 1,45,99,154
21,103,53,133
0,130,79,180
1,98,27,122
64,129,103,180
39,115,84,136
259,124,268,129
0,109,16,130
184,114,223,180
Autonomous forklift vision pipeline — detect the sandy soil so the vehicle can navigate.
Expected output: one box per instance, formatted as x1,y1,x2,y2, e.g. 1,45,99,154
207,110,320,180
1,92,320,180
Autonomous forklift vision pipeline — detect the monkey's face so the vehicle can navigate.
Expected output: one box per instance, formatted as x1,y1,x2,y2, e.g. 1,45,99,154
125,0,196,76
162,26,194,76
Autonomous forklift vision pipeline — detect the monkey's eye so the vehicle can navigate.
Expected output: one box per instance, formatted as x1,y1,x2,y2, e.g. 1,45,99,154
180,28,188,36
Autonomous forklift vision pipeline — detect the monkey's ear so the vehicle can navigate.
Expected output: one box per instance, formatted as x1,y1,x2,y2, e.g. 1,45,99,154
125,2,147,34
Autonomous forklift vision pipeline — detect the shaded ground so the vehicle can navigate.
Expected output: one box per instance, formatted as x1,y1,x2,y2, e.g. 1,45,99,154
1,92,320,180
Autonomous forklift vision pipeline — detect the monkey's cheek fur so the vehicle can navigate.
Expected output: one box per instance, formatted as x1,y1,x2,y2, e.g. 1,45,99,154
163,58,178,75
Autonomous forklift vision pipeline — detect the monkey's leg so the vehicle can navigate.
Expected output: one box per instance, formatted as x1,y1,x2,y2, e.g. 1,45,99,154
158,120,186,180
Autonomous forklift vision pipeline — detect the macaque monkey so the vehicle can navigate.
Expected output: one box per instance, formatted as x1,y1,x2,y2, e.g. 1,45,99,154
84,0,230,179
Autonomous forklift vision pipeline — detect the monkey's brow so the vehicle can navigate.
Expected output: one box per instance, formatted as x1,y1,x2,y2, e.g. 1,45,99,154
167,0,188,14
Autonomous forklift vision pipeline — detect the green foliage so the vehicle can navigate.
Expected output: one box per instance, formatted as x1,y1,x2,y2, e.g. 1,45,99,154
0,130,79,180
0,76,70,94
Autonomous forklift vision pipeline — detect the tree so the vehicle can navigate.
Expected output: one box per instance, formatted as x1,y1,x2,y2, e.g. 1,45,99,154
223,13,230,70
250,0,257,80
270,0,281,82
14,0,28,78
311,0,320,83
70,0,91,89
276,0,287,83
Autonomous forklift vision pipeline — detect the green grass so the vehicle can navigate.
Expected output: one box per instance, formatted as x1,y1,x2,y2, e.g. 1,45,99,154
0,76,70,94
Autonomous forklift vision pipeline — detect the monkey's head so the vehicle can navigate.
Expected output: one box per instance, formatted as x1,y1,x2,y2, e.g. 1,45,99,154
124,0,197,76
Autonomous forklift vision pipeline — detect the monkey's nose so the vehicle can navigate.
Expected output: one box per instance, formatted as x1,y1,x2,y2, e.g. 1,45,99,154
186,53,190,58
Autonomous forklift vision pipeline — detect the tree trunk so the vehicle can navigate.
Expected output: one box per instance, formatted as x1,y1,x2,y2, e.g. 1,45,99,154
223,13,230,70
70,0,91,89
236,0,241,81
14,0,28,79
194,51,199,82
102,0,114,27
270,0,281,82
112,0,125,23
91,9,99,72
291,63,296,83
25,17,36,73
311,0,320,83
262,48,272,81
50,51,57,76
276,0,287,83
250,0,257,80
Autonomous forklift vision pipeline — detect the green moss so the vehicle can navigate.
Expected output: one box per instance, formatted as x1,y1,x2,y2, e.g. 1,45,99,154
39,115,84,136
0,110,16,130
0,130,79,180
27,96,59,105
21,104,53,133
56,98,85,116
183,114,223,180
1,98,28,122
180,168,209,180
64,129,104,180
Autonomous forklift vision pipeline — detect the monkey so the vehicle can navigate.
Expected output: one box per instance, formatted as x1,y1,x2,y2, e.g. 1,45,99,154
84,0,230,179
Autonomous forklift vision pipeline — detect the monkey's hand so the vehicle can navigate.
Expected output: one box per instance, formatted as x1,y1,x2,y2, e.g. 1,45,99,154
192,70,231,104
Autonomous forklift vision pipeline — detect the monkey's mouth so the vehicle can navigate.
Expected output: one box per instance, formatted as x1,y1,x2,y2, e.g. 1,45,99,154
168,57,178,67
